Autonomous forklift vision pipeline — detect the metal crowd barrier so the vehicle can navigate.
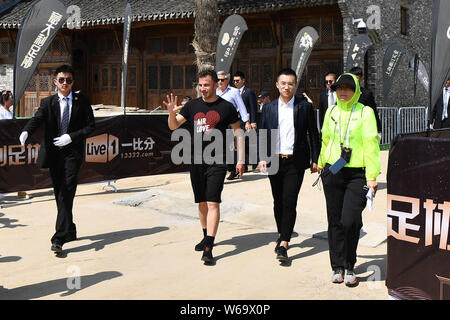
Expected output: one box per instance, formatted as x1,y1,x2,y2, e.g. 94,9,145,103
378,106,428,146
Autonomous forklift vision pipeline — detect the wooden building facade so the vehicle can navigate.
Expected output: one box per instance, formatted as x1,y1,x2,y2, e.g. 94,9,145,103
0,0,343,117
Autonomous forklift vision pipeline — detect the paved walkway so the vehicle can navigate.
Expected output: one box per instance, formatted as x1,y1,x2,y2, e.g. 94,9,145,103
0,151,389,300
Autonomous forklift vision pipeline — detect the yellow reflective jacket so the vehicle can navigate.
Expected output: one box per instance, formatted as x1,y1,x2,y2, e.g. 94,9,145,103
318,73,380,181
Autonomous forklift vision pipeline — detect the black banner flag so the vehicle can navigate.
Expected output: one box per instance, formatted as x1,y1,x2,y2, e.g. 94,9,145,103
121,3,132,113
430,0,450,122
345,34,372,71
13,0,67,116
382,43,406,105
409,55,430,97
215,14,248,74
290,26,319,89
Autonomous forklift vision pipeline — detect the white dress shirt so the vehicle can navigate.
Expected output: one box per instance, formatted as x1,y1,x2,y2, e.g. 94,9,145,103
0,106,13,120
277,96,295,155
216,85,249,122
442,87,450,120
327,89,336,107
58,91,73,126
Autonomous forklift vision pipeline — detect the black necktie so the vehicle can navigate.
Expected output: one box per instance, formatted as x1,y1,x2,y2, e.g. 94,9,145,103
60,97,69,135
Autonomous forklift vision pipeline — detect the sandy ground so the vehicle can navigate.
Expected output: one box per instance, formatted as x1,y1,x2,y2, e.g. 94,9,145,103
0,151,390,300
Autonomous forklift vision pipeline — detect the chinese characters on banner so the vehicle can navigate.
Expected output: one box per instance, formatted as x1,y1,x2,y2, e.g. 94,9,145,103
20,12,63,68
388,194,450,250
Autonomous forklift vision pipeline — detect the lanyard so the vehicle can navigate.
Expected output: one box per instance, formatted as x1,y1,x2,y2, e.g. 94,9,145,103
337,105,356,148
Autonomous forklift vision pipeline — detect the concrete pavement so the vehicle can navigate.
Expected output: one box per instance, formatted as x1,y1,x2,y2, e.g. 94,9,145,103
0,151,389,300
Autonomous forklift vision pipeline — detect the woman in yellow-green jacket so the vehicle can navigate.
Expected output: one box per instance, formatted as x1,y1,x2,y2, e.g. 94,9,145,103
318,73,380,287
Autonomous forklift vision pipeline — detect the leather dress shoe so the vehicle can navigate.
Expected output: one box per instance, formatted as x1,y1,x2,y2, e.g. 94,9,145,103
226,171,237,180
51,242,62,253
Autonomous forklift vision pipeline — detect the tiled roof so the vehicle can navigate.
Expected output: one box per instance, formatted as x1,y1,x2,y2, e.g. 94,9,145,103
0,0,336,28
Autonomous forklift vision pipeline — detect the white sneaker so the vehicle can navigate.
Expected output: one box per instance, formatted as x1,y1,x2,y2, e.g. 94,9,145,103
331,268,344,283
344,269,358,287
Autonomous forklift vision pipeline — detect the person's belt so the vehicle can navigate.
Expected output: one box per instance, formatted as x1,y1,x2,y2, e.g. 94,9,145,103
278,154,293,159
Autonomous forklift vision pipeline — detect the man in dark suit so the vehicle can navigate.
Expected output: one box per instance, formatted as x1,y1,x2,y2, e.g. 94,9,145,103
233,71,258,171
432,76,450,129
318,72,337,130
258,68,320,262
349,67,382,134
19,65,95,254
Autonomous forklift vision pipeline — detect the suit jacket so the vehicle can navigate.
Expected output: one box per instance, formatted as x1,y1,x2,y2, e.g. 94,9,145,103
432,91,450,129
318,89,333,129
240,86,257,124
23,92,95,168
359,87,382,132
259,95,320,170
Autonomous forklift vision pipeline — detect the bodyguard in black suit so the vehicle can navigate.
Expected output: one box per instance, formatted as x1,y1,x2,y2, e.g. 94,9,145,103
233,71,258,171
258,68,320,262
349,67,382,133
432,76,450,129
233,71,257,128
318,72,337,130
19,65,95,253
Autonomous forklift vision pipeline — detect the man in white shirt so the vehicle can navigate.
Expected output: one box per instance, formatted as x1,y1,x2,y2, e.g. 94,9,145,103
258,68,320,262
217,71,251,180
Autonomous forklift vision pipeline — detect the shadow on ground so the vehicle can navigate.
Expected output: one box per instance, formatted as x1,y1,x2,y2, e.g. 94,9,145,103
0,255,21,263
0,271,122,299
214,231,299,262
56,227,169,258
0,213,27,229
355,254,387,282
224,174,268,184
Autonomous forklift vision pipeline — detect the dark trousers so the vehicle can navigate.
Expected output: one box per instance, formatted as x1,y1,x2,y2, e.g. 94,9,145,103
268,158,305,242
322,165,367,271
49,149,82,244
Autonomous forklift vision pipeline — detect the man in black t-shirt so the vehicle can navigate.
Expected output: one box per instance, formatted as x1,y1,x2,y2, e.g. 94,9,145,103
165,69,244,264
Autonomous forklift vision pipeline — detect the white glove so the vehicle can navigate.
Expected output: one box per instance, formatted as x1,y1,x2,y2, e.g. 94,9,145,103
19,131,28,146
53,134,72,147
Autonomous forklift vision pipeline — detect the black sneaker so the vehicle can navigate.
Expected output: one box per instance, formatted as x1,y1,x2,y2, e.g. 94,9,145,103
276,246,288,262
226,171,237,180
274,238,281,253
201,246,214,264
195,237,206,251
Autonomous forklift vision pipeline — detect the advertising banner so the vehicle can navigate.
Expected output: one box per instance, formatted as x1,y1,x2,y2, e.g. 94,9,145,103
0,115,188,193
215,14,248,74
387,131,450,300
382,43,406,104
290,26,319,89
13,0,67,115
345,34,372,71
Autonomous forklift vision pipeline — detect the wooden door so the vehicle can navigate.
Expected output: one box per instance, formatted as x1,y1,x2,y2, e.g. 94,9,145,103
21,68,55,117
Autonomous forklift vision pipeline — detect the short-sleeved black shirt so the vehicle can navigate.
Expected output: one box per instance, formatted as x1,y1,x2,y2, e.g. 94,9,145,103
179,96,240,164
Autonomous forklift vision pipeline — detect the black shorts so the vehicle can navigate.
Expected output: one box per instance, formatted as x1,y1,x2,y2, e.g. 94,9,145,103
190,164,227,203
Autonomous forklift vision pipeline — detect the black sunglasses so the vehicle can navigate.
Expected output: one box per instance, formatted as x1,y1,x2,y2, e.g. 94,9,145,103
57,77,73,84
218,78,228,82
325,80,334,84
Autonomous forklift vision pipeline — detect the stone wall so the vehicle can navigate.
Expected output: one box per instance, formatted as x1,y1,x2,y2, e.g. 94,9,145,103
0,64,13,92
338,0,432,108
